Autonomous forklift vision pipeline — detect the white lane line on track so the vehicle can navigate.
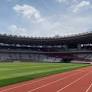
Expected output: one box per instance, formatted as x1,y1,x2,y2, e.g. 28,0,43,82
28,71,85,92
0,70,79,92
86,83,92,92
56,71,92,92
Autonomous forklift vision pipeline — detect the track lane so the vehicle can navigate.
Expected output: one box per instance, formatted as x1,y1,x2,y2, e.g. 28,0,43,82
0,69,81,92
0,66,92,92
86,83,92,92
57,71,92,92
28,68,92,92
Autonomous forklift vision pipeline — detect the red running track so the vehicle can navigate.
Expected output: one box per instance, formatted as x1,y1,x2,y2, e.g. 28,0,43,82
0,66,92,92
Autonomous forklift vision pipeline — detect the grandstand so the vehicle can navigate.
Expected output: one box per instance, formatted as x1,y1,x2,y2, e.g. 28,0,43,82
0,32,92,62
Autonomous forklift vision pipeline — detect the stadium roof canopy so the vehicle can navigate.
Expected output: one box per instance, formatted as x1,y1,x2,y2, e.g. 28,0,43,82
0,32,92,45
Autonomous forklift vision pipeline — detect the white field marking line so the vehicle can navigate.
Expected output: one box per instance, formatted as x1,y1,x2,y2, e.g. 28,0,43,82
57,71,92,92
27,71,85,92
86,83,92,92
0,70,79,92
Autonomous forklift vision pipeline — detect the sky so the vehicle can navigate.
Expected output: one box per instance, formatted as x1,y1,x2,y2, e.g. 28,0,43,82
0,0,92,37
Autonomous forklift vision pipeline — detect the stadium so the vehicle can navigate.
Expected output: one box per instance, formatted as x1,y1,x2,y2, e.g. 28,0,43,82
0,0,92,92
0,32,92,92
0,32,92,63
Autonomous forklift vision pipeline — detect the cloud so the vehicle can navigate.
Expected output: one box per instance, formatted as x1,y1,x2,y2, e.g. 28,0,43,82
50,15,92,36
27,14,92,37
56,0,78,4
7,13,92,37
8,25,29,36
56,0,67,3
13,4,44,23
73,1,91,13
9,2,92,37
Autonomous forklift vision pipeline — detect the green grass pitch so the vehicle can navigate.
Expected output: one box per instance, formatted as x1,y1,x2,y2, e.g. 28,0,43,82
0,62,90,87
